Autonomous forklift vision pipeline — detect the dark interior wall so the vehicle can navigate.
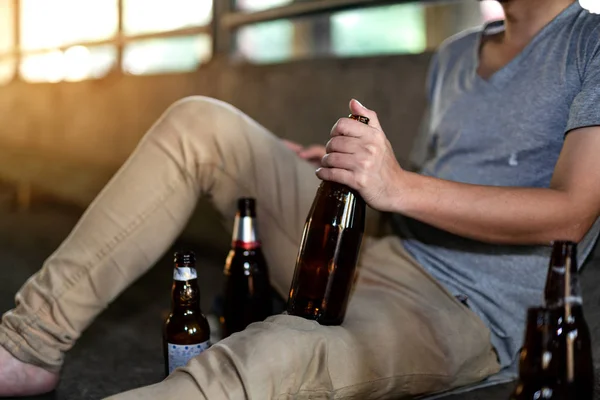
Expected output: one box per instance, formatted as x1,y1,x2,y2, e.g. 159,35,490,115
0,53,432,247
0,53,432,169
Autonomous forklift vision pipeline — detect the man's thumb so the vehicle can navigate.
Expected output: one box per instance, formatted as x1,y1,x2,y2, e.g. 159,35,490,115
349,99,381,130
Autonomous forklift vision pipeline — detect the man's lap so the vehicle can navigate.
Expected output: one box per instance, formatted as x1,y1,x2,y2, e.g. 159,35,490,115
108,236,499,400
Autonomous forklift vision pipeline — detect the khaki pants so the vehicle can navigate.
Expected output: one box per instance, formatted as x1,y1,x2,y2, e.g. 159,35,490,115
0,97,500,399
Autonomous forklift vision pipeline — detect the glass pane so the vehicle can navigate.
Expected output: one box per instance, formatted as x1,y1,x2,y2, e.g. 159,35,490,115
331,4,426,57
123,0,212,35
20,0,118,51
234,1,492,64
123,35,212,75
20,45,117,83
0,57,15,85
236,20,294,63
236,0,292,13
0,0,14,54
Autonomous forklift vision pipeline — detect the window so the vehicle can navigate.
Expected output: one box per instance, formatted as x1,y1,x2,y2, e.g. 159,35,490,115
0,0,14,55
123,35,212,76
233,0,501,64
0,0,15,84
123,0,212,35
19,0,118,82
12,0,213,83
331,4,426,57
237,0,292,13
20,0,118,51
121,0,213,76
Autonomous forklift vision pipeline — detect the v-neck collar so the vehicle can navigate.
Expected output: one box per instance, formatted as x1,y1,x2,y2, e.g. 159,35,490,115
472,1,581,88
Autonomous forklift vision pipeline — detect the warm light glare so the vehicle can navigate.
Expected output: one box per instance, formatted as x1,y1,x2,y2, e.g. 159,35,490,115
63,46,92,82
20,45,117,83
237,0,292,12
123,35,212,76
123,0,213,35
21,51,65,83
20,0,118,51
580,0,600,14
0,1,15,54
0,58,16,85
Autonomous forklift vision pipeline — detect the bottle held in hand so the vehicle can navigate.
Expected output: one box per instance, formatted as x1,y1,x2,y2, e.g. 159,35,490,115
286,114,369,325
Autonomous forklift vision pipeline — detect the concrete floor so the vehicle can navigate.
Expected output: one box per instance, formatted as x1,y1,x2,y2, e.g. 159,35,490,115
0,192,556,399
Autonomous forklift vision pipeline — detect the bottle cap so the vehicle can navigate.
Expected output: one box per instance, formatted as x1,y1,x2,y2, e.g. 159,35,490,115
174,251,196,265
237,197,257,217
349,114,370,125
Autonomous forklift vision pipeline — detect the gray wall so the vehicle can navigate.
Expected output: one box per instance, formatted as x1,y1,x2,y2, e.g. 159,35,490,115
0,53,432,246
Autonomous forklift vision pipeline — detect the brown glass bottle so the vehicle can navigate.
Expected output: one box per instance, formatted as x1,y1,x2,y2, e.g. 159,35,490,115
510,307,558,399
543,241,594,400
163,251,211,377
286,114,369,325
221,198,272,338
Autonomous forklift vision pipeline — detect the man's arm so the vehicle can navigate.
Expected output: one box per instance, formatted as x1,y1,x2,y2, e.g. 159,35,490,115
397,125,600,244
318,100,600,246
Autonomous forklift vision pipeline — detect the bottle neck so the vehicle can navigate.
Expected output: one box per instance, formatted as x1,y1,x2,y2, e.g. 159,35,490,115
231,214,261,250
544,241,582,308
171,265,201,311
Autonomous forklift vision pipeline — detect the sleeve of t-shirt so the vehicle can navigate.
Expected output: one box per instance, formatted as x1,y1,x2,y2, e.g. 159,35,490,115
565,32,600,133
409,52,440,171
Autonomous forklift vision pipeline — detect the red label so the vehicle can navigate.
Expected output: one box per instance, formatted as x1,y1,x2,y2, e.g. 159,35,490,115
233,240,261,250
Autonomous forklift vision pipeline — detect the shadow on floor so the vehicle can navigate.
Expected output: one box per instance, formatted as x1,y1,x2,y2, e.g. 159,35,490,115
0,201,525,399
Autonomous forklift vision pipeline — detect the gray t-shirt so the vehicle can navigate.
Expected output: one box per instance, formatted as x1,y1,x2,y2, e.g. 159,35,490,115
394,2,600,372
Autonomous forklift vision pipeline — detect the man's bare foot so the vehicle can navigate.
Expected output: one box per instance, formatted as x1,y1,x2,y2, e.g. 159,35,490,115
0,345,59,396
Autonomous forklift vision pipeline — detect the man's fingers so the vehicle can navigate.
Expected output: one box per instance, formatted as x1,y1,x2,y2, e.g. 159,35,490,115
321,153,356,170
282,139,304,153
299,145,326,160
316,167,355,188
325,136,361,154
349,99,382,131
330,117,373,138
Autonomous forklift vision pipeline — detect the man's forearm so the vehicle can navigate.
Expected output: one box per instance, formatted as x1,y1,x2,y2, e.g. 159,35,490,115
394,172,596,245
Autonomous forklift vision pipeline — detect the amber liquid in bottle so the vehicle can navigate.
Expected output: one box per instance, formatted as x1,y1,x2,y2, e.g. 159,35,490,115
286,114,369,325
163,251,211,377
221,198,272,338
510,307,558,399
542,241,594,400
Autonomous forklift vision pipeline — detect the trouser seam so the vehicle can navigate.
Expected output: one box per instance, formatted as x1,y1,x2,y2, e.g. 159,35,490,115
276,372,454,399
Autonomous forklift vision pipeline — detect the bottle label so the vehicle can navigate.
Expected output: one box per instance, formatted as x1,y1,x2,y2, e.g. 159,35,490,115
232,216,260,249
167,340,210,374
173,267,197,281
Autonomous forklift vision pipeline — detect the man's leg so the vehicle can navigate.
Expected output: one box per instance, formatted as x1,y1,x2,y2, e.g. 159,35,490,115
0,96,319,395
105,236,501,400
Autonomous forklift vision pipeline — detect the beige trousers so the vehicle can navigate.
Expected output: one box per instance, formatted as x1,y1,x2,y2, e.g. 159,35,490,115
0,97,500,399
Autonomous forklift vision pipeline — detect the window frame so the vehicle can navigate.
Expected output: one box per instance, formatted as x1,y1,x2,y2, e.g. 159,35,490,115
1,0,215,84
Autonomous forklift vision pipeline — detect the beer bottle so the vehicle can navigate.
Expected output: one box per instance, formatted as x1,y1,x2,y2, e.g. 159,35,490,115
163,251,211,376
543,241,594,399
286,114,369,325
221,198,272,337
510,307,557,399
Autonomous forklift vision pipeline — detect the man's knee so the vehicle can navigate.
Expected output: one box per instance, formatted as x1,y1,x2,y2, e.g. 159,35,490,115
184,315,336,397
151,96,246,144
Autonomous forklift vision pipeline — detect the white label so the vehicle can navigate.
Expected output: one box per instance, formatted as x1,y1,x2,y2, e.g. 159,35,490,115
167,341,210,374
173,267,197,281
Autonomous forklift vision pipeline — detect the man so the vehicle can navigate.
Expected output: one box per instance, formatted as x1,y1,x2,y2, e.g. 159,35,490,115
1,0,599,398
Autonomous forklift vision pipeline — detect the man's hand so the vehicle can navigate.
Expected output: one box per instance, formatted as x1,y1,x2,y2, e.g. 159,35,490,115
317,99,405,212
282,140,326,167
